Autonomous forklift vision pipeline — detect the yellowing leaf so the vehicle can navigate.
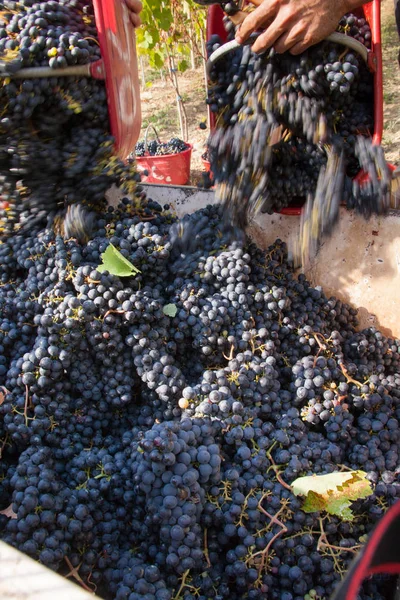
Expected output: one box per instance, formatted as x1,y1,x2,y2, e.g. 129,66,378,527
292,471,373,521
97,244,140,278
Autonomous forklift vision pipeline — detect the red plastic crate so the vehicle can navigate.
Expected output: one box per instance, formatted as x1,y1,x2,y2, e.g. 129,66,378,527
93,0,142,160
206,1,383,215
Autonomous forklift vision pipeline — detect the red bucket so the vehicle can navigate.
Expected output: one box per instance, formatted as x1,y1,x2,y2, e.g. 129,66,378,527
137,146,192,185
206,0,384,216
135,125,192,185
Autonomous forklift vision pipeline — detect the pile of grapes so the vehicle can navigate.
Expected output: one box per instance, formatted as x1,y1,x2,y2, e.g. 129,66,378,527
0,0,140,235
133,137,190,158
0,193,399,600
206,13,390,248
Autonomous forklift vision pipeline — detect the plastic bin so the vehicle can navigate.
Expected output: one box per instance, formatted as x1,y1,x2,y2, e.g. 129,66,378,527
206,0,384,215
135,126,192,185
137,146,192,185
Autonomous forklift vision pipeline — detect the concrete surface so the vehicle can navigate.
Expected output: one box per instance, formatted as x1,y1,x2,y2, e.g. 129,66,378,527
0,541,95,599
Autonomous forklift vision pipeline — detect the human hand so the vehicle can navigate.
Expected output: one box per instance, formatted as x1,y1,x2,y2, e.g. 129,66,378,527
235,0,365,55
125,0,143,28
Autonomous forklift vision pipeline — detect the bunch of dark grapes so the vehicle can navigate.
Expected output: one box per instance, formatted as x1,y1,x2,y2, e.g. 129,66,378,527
0,191,399,600
338,13,372,49
133,137,189,158
0,0,140,236
205,14,390,263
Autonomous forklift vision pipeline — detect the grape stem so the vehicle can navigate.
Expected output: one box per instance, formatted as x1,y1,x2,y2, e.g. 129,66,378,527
64,556,96,593
338,362,363,388
317,517,361,575
0,433,9,460
249,494,288,576
266,441,292,491
24,384,33,427
203,528,211,568
172,569,199,600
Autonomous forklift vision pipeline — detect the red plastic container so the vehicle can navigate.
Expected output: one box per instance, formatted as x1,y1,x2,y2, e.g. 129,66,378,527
206,0,384,215
136,146,193,185
93,0,142,160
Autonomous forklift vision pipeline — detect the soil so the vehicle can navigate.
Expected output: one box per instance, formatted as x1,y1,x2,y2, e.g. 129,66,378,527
138,0,399,186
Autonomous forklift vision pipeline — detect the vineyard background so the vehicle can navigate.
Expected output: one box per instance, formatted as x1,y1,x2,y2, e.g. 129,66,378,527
135,0,400,185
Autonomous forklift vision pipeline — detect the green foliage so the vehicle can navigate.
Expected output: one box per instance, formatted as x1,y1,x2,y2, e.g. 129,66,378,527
136,0,206,68
97,244,141,278
178,59,189,73
292,471,373,521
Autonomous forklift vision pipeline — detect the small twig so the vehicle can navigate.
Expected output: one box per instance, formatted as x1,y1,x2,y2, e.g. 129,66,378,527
172,569,191,600
266,441,292,491
317,520,360,555
203,528,211,568
64,557,95,593
222,343,235,361
338,362,363,388
249,495,288,576
0,434,9,459
24,384,33,427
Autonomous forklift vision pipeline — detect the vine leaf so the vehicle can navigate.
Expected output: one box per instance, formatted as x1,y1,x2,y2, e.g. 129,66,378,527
97,244,140,278
163,304,178,317
0,504,17,519
292,471,373,521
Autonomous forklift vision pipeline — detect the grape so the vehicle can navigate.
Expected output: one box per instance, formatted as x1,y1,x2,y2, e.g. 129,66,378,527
205,13,390,264
132,137,189,158
0,198,399,599
0,7,399,600
0,0,140,235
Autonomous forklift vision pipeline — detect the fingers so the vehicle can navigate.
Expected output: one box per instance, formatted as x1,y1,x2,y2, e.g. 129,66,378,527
126,0,143,11
235,1,278,44
249,15,290,54
289,34,317,55
273,22,306,54
129,11,142,28
289,41,310,55
125,0,143,28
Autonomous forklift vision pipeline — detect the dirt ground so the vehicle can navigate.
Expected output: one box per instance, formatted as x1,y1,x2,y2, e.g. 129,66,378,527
139,0,399,185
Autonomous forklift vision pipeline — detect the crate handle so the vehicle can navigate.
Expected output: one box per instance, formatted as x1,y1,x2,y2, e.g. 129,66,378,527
144,125,161,155
207,32,369,77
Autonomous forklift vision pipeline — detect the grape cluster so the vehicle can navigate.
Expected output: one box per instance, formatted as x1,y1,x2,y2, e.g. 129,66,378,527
338,13,372,49
133,137,190,158
0,0,140,235
205,14,390,262
0,192,399,599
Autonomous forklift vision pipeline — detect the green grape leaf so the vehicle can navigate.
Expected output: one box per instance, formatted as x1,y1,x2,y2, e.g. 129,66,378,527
97,244,140,278
292,471,373,521
177,59,189,73
163,304,178,317
152,51,165,69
